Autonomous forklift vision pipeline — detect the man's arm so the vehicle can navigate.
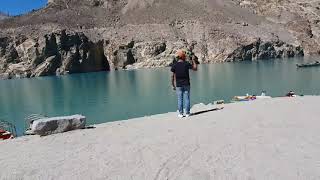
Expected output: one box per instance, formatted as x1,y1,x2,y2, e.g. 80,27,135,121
171,73,176,90
191,59,198,71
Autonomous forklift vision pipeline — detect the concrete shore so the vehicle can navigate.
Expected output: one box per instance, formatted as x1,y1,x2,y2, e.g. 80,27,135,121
1,96,320,180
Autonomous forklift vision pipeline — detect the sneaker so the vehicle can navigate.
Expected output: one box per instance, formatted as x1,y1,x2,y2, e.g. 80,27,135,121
178,114,184,118
185,114,191,117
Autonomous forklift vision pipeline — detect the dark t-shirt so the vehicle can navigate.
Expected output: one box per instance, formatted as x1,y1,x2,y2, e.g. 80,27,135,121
171,61,192,87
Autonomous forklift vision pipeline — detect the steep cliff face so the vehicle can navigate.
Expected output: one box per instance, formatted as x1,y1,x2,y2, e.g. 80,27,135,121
235,0,320,55
0,0,318,79
0,30,109,79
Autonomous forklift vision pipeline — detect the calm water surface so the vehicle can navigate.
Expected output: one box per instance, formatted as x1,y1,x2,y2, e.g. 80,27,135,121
1,57,320,135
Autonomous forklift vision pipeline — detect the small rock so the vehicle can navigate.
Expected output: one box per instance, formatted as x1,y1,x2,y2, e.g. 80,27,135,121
242,22,248,26
0,73,10,80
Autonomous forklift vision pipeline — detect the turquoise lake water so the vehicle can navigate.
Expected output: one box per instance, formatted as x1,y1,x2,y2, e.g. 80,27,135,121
1,57,320,135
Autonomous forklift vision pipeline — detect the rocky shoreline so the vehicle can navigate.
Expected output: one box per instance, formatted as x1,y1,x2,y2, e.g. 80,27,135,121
1,0,320,79
0,29,305,80
0,30,109,79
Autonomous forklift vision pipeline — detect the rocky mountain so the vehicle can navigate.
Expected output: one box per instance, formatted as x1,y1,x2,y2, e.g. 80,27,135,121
0,12,9,20
0,0,318,79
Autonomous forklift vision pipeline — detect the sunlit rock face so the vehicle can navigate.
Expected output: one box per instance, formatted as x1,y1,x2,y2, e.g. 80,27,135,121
0,30,110,79
1,0,320,79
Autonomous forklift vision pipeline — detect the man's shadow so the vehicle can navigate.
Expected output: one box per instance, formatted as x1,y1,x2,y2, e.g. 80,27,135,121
191,107,224,116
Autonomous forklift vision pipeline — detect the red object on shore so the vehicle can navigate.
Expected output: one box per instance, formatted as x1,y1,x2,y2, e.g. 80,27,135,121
0,129,13,140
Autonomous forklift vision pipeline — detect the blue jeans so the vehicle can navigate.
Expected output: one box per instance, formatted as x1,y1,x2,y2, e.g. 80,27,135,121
176,86,190,114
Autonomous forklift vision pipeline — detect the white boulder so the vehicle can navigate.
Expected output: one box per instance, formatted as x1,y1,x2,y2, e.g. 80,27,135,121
31,115,86,136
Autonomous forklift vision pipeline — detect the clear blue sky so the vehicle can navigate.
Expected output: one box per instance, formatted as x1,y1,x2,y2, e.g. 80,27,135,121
0,0,47,16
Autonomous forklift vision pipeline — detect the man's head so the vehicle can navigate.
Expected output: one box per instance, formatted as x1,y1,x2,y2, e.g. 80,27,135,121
176,49,186,61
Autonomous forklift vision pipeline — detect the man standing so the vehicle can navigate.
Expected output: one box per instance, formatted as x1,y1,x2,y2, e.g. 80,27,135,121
171,49,198,118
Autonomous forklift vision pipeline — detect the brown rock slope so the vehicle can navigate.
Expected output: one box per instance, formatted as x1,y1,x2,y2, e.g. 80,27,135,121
0,0,318,79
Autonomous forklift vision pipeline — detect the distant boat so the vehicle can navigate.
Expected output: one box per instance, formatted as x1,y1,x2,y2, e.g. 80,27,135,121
296,61,320,68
